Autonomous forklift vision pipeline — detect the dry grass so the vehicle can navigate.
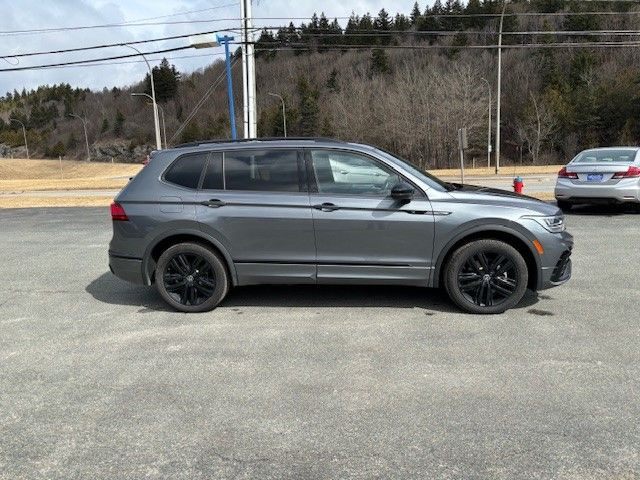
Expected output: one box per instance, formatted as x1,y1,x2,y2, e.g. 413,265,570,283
429,165,562,177
0,196,114,209
0,158,141,192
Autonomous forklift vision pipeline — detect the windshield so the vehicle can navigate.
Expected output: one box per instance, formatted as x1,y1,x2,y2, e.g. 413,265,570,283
373,148,454,192
573,149,638,164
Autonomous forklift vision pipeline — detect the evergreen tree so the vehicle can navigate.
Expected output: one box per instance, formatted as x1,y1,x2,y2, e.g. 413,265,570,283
144,58,180,102
326,69,339,92
113,110,125,136
410,2,422,25
180,121,201,143
320,116,334,137
100,118,109,134
50,141,66,158
66,132,78,150
297,75,319,136
370,48,392,76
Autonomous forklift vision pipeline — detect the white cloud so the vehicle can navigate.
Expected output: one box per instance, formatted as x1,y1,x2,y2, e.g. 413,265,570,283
0,0,419,94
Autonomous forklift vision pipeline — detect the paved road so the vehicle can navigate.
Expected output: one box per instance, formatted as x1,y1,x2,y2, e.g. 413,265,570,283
1,207,639,479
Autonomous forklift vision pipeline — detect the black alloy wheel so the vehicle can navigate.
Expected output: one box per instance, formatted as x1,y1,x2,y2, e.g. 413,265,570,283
457,251,518,308
163,253,216,307
155,242,229,312
444,239,529,314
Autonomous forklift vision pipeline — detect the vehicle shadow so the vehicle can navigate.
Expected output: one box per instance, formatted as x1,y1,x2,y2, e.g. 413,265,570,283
86,272,540,314
563,203,640,216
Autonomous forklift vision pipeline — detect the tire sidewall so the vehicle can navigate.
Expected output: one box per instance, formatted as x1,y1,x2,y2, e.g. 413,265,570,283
155,243,229,313
444,239,529,314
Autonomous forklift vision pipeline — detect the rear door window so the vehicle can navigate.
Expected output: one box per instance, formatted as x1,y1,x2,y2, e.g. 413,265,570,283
223,149,303,192
164,152,208,189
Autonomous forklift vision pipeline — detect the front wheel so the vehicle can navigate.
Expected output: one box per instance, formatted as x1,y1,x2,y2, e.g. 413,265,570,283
444,239,529,314
155,242,229,313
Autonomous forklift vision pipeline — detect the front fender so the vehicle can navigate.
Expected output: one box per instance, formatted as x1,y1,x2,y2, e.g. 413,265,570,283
431,219,541,289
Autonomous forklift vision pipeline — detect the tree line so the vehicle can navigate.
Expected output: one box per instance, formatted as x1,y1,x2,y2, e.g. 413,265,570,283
2,0,640,167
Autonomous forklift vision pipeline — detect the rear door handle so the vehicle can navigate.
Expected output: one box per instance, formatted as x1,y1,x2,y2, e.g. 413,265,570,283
313,202,340,212
201,199,226,208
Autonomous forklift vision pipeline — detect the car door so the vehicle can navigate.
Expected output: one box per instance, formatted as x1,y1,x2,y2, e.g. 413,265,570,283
307,148,436,285
196,148,316,285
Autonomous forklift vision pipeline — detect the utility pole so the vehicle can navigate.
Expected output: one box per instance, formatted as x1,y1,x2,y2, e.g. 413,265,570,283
240,0,257,138
481,78,492,169
268,92,287,137
68,113,90,161
10,119,29,159
495,0,507,174
217,35,238,140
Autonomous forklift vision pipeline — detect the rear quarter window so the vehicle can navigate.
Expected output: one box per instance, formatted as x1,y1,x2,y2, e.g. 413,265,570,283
163,153,208,189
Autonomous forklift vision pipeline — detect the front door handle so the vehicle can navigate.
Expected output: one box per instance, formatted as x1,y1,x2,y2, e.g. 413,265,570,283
313,202,340,212
201,199,226,208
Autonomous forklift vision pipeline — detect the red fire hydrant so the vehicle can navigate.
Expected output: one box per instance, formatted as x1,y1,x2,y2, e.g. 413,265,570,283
513,176,524,194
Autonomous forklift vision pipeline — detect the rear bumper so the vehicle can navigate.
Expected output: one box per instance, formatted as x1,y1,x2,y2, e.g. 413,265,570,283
108,252,145,285
555,178,640,203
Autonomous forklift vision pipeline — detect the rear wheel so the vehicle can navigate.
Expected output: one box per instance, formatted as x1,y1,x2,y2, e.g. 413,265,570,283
155,242,229,313
556,200,572,211
444,239,528,314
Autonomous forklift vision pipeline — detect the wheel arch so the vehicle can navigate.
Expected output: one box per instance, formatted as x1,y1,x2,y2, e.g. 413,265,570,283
433,225,541,291
142,229,237,286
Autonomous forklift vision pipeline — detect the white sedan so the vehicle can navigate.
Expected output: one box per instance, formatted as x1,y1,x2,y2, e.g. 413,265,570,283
555,147,640,210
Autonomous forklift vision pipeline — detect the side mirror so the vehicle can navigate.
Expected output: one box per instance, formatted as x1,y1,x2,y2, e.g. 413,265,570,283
390,181,415,201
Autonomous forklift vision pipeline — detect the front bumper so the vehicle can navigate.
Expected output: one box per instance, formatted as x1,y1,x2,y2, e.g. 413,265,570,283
555,178,640,203
538,231,573,290
108,252,145,285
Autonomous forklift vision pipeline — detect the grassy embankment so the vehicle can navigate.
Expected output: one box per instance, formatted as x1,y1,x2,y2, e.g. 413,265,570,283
0,158,558,208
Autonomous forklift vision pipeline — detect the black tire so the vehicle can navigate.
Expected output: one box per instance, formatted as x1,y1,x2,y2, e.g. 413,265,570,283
155,242,229,313
556,200,572,211
444,239,528,314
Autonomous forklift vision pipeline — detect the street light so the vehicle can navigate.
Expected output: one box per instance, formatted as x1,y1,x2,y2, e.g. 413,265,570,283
9,118,29,159
480,78,492,169
123,44,162,150
68,113,90,161
191,34,238,140
268,92,287,138
132,93,166,148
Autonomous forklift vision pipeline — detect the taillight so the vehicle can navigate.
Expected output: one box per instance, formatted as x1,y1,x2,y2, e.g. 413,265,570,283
612,166,640,179
558,167,578,179
110,202,129,221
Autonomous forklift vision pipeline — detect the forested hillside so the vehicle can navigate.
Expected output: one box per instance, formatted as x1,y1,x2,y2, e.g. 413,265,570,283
2,0,640,168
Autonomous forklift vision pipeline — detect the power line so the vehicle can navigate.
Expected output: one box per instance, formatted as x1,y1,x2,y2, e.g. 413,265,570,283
0,46,196,73
260,29,640,37
169,58,239,144
5,9,640,37
0,2,240,36
17,52,229,71
258,41,640,51
1,29,232,59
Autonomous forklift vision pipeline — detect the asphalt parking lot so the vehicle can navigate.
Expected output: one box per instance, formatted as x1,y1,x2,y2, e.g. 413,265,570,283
1,206,639,479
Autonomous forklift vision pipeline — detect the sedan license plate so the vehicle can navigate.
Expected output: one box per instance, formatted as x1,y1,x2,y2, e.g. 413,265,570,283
587,173,604,182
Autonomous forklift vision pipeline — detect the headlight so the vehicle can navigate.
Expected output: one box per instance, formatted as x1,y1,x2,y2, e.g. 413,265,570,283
522,214,566,233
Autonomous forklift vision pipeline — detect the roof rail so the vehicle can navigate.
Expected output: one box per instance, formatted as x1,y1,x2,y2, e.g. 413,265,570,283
173,137,344,148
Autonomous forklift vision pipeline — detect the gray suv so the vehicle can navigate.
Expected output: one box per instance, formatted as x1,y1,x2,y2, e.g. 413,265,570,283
109,138,573,314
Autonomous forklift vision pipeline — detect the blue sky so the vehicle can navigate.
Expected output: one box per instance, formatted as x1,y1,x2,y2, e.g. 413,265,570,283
0,0,420,94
